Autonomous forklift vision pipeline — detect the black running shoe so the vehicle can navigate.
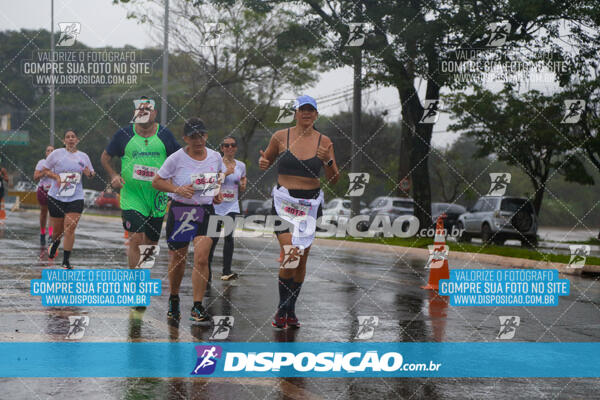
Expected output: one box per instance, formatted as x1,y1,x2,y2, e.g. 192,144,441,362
40,234,46,246
47,239,60,259
62,260,72,270
220,273,239,281
190,303,211,323
167,297,180,321
271,310,287,329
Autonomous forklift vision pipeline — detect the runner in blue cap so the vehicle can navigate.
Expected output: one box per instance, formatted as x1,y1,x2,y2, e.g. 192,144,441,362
258,94,340,329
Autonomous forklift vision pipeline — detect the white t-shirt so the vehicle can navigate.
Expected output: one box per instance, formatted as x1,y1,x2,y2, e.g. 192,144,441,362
45,148,94,202
35,159,54,191
157,147,225,205
214,159,246,215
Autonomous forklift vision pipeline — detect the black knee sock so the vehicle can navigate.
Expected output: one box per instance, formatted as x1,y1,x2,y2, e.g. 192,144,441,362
277,277,294,316
208,235,218,279
50,238,60,253
288,281,303,315
222,233,234,275
62,250,71,264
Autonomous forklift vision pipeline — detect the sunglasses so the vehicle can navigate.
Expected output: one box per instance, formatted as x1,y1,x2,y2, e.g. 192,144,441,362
221,143,237,148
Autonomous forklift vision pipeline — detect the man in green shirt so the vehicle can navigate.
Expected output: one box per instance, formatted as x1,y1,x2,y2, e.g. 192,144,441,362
101,97,180,268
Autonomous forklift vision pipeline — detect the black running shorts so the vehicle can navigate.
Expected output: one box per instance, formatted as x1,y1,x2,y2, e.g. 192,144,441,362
48,197,84,218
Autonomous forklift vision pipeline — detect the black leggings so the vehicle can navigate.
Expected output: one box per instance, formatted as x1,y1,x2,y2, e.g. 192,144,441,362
208,211,237,277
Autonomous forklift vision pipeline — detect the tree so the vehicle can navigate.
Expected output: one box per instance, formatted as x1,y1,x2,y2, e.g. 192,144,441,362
231,0,600,228
429,136,492,204
556,72,600,174
119,0,320,162
446,87,594,215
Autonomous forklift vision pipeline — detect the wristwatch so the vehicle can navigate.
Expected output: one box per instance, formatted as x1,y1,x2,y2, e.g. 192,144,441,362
325,159,333,167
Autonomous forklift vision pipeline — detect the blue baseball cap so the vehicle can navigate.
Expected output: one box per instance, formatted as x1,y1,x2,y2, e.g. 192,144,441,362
294,95,318,111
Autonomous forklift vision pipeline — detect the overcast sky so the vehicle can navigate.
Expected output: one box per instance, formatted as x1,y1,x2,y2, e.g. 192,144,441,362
1,0,470,147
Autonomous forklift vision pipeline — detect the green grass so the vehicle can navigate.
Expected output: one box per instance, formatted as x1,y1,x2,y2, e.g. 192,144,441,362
547,238,600,246
330,236,600,265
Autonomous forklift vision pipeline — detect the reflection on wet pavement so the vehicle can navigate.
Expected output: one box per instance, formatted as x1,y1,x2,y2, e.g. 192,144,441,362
1,211,600,398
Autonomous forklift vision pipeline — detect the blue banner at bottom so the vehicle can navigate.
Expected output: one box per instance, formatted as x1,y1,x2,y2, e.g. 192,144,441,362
2,342,600,378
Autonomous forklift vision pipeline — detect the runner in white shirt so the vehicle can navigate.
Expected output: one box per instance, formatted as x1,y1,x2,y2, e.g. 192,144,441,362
208,136,246,281
33,145,54,246
43,130,95,269
152,118,227,323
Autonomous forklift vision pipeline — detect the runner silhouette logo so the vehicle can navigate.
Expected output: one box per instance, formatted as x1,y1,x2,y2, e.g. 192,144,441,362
487,173,511,196
425,244,448,270
57,22,81,47
170,206,204,242
65,316,89,340
210,316,234,340
561,100,585,124
497,316,520,339
203,23,224,47
345,23,368,47
355,316,379,340
486,22,511,47
568,245,590,269
275,99,296,124
419,100,443,124
137,245,159,268
281,245,303,269
191,345,222,375
346,173,370,197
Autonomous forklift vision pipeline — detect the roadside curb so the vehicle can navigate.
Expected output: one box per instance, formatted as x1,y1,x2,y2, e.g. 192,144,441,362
315,238,599,276
20,209,600,275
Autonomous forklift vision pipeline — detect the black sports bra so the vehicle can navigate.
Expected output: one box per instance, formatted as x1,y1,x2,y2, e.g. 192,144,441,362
277,128,323,179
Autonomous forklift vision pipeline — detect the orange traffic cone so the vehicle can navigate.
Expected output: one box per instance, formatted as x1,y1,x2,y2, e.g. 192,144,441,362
0,198,5,220
421,214,450,290
124,230,129,239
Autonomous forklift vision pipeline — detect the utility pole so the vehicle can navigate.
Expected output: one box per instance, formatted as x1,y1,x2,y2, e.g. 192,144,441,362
160,0,169,126
350,47,362,217
50,0,55,146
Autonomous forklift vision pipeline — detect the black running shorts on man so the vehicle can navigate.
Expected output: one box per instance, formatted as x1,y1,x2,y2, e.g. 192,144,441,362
122,209,164,242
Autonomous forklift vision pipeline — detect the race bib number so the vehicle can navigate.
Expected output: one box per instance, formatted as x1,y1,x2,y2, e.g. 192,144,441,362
58,172,81,197
221,186,237,202
42,183,52,191
279,199,310,221
132,164,158,182
191,172,223,196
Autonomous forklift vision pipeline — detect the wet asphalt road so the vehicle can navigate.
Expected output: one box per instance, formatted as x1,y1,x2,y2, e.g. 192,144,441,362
1,210,600,399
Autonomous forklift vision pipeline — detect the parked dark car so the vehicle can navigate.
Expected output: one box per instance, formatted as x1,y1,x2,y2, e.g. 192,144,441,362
241,199,264,215
95,191,120,209
431,202,467,230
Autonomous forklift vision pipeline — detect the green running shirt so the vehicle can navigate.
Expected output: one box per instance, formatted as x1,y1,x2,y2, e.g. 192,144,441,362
106,124,180,217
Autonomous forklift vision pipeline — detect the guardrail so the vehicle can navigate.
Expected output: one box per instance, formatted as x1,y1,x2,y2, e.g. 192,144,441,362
6,190,38,208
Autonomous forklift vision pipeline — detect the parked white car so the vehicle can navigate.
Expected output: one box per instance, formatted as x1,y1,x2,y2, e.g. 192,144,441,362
83,189,100,208
323,198,352,217
322,198,366,227
14,181,36,192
